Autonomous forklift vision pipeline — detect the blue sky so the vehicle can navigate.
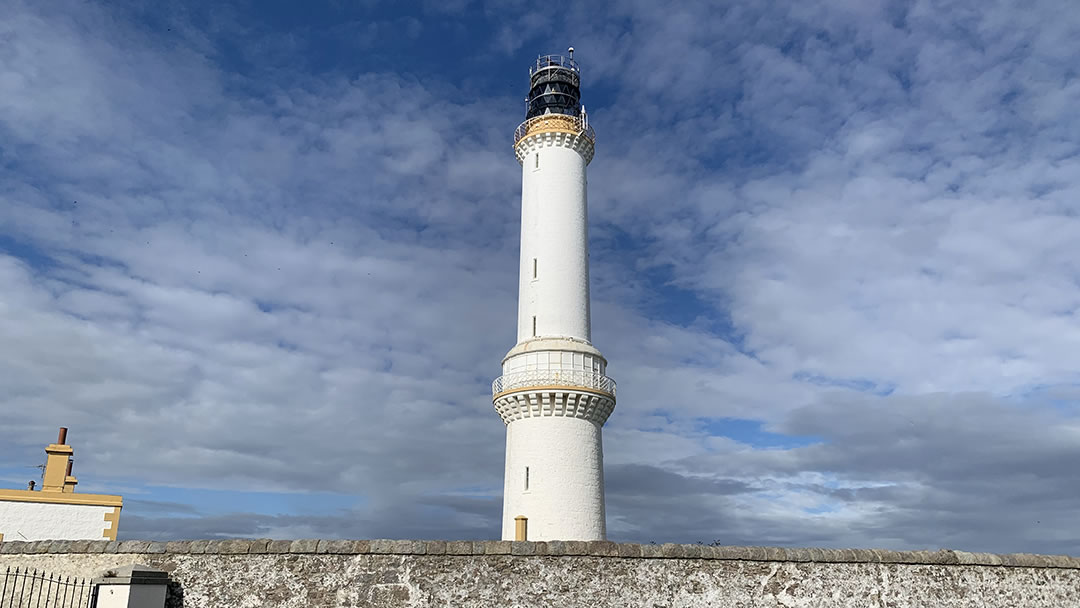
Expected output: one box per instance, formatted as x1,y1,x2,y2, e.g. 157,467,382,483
2,0,1080,553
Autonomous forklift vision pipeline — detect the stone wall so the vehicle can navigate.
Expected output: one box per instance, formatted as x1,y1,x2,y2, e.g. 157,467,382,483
2,539,1078,607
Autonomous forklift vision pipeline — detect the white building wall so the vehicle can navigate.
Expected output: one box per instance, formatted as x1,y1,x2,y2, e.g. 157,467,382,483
0,500,112,541
501,416,606,541
517,142,591,343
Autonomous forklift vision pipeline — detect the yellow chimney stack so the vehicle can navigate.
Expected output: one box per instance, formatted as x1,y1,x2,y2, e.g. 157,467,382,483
41,427,74,493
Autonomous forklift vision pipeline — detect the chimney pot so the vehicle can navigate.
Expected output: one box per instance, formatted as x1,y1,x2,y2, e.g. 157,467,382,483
57,427,68,445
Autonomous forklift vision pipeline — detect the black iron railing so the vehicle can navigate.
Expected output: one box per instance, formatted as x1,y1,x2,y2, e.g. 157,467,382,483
0,567,96,608
529,54,579,75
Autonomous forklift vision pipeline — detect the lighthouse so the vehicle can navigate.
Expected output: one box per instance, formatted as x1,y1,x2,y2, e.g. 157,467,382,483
493,49,616,541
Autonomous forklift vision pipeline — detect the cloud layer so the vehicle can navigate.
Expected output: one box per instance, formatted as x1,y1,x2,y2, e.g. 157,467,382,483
1,0,1078,554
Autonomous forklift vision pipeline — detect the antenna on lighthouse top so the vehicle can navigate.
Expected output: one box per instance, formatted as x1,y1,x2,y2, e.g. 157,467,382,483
568,46,574,59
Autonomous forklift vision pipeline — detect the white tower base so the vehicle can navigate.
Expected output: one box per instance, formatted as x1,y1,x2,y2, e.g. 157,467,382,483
494,338,615,541
502,416,606,541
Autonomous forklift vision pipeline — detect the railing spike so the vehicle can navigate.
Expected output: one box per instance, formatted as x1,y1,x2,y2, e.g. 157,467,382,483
46,572,56,608
18,566,29,607
0,564,9,604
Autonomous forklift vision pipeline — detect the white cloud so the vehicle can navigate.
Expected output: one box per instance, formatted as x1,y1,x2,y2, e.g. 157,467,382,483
1,0,1079,553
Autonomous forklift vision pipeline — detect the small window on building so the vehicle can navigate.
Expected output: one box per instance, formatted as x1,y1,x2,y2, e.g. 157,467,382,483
532,316,537,337
525,467,530,490
532,258,537,279
535,153,539,169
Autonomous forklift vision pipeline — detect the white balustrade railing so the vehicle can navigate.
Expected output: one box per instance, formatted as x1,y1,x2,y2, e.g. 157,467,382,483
492,369,616,397
514,114,596,146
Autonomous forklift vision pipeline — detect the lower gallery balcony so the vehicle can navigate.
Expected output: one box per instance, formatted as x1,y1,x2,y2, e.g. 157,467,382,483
492,370,616,399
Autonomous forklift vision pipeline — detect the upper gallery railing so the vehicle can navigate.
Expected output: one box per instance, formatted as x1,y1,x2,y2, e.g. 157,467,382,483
530,54,580,75
514,113,595,146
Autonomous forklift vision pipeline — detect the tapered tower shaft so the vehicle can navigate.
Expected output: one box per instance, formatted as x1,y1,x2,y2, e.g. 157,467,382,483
493,51,615,542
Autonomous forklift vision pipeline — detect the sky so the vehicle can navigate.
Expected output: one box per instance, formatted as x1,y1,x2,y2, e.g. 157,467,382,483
1,0,1079,554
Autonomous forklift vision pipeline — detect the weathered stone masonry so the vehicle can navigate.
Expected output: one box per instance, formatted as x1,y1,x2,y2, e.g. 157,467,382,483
2,540,1078,607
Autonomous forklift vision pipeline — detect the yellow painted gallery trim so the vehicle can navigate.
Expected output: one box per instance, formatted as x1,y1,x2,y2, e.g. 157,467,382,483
103,506,121,541
0,488,122,508
493,385,615,401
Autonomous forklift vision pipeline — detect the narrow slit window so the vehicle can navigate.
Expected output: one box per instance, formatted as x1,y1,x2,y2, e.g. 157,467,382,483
532,258,537,279
535,153,539,169
525,467,530,491
532,316,537,337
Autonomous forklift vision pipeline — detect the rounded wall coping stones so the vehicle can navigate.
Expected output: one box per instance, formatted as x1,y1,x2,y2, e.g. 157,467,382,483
698,545,720,559
825,548,848,562
164,541,190,554
1,540,1077,568
712,545,747,560
899,550,929,564
545,540,567,556
405,540,428,555
49,540,75,553
484,541,511,555
248,539,272,554
316,540,355,554
876,549,901,563
288,539,319,554
511,541,536,556
445,541,472,555
659,543,682,558
207,539,251,554
115,540,151,553
640,544,664,559
762,546,785,561
145,542,168,554
587,541,619,557
0,541,25,554
784,547,812,562
266,540,293,554
564,541,589,556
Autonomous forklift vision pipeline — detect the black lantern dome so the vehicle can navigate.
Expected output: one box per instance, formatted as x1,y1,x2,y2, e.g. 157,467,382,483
525,50,582,119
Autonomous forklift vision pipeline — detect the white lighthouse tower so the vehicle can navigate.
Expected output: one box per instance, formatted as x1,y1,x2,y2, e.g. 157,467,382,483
493,49,616,541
